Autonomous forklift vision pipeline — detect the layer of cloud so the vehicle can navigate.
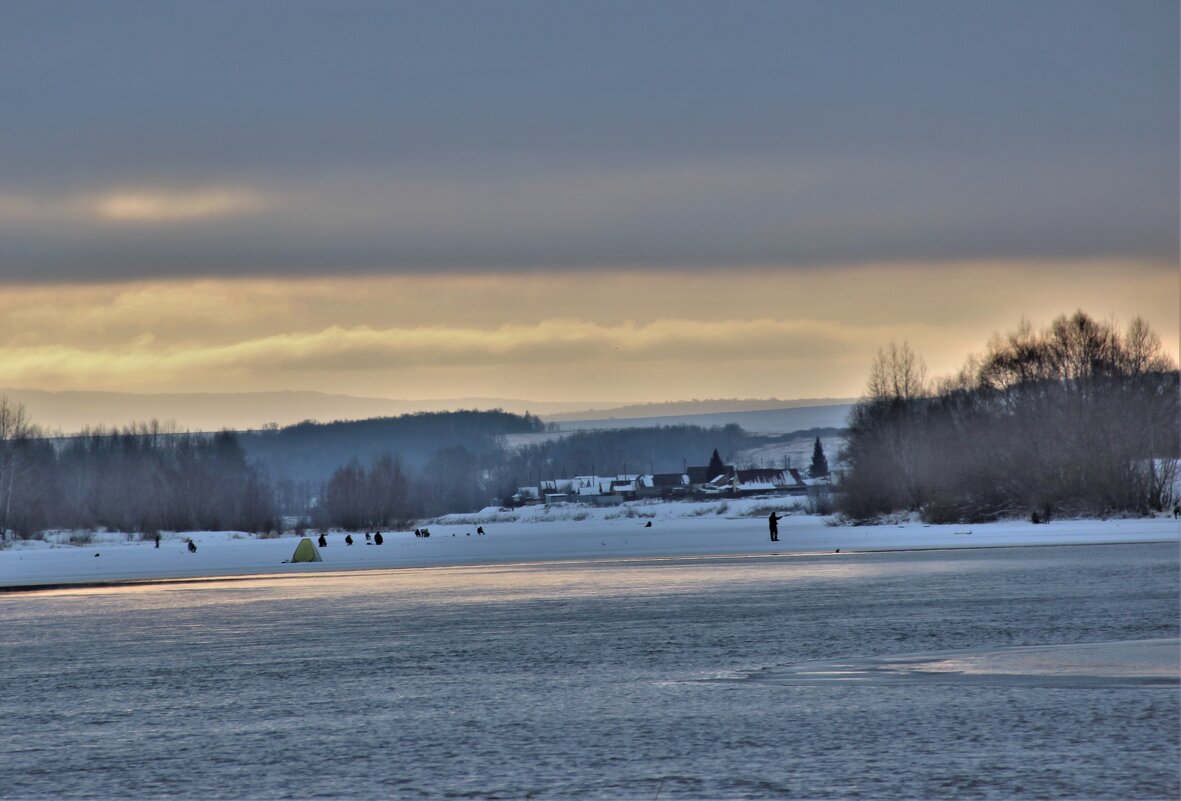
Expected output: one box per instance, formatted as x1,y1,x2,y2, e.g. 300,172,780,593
95,188,269,223
0,149,1175,281
0,261,1173,402
0,3,1175,282
0,186,271,229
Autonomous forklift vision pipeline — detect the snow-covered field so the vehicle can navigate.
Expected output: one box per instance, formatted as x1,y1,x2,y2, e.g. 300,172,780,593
2,498,1177,589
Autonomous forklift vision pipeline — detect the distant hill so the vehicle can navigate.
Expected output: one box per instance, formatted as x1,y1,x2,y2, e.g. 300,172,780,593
0,389,605,434
239,409,545,485
550,402,854,436
542,397,854,423
2,388,857,436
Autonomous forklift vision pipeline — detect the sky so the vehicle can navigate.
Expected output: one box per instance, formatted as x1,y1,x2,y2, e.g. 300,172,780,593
1,0,1177,408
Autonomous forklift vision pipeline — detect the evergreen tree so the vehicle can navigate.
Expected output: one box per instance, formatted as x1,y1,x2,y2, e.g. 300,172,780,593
707,448,725,479
809,437,829,478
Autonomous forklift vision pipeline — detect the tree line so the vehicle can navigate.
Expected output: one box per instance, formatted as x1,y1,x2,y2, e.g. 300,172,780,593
0,405,767,536
839,312,1179,522
312,423,764,528
0,418,277,537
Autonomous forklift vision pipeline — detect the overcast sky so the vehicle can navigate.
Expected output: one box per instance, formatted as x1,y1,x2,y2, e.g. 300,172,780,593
0,1,1176,407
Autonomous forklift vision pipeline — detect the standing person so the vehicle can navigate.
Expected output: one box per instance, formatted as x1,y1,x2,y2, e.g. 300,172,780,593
154,533,161,549
768,512,782,542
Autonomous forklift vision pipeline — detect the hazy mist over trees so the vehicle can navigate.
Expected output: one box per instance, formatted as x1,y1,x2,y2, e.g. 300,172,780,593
0,406,771,536
239,410,545,485
839,312,1179,522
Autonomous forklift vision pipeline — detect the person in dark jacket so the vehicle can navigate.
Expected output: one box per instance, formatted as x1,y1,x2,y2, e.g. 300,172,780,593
374,532,383,545
767,512,782,542
318,533,327,548
345,534,354,546
187,540,197,553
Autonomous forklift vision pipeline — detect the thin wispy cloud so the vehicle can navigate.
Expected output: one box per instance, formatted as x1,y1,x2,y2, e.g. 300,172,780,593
94,187,270,223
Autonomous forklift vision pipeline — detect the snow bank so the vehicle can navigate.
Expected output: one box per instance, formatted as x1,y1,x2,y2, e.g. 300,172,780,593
1,500,1177,589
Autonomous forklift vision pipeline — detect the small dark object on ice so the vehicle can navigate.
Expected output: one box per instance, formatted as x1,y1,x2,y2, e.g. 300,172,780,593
345,534,354,546
477,526,485,535
421,528,430,538
365,532,372,542
154,534,160,549
318,533,327,548
374,532,383,545
768,512,782,542
467,531,471,536
94,552,100,557
644,521,652,527
187,540,197,554
835,548,840,553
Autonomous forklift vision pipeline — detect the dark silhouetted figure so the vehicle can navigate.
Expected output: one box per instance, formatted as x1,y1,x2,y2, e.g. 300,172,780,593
154,533,160,549
345,534,354,546
421,528,430,538
365,532,372,542
768,512,782,542
644,521,652,528
1174,503,1179,520
477,526,485,535
374,532,383,545
414,528,422,537
187,540,197,553
318,533,327,548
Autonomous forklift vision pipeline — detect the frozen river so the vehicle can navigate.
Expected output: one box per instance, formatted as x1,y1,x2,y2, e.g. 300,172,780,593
2,543,1178,799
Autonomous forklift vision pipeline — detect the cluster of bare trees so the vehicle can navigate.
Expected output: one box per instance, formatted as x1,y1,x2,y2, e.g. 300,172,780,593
839,313,1179,522
312,445,507,528
0,415,277,538
315,454,414,530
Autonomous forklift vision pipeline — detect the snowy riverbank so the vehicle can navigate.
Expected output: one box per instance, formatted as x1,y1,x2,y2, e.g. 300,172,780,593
1,498,1177,589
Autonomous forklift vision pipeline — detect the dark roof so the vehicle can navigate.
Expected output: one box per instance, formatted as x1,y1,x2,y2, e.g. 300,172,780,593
651,473,687,488
736,468,787,484
687,465,733,484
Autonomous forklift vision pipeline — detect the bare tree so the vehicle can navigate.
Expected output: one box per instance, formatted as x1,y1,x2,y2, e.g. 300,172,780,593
0,398,36,538
867,342,928,402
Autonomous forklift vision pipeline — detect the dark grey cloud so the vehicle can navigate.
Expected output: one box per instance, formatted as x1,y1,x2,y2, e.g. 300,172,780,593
1,0,1176,281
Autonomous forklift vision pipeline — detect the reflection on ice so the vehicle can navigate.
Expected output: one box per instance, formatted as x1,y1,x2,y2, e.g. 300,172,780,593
741,639,1180,688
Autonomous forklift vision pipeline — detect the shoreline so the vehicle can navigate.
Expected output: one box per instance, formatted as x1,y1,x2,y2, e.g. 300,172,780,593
2,506,1177,591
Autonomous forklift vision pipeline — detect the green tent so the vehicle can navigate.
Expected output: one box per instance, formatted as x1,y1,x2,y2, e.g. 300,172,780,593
290,537,323,563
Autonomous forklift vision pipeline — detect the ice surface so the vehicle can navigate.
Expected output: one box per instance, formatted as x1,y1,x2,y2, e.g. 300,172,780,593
744,639,1180,688
2,544,1177,799
1,499,1177,589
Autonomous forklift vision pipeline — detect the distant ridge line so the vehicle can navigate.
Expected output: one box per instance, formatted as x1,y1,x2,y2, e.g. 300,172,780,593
542,397,856,422
0,388,854,435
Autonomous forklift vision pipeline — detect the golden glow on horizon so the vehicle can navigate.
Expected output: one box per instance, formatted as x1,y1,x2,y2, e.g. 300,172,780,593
0,260,1175,402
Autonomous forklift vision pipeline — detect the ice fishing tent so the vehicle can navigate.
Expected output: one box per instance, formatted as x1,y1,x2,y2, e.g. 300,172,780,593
290,537,323,563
